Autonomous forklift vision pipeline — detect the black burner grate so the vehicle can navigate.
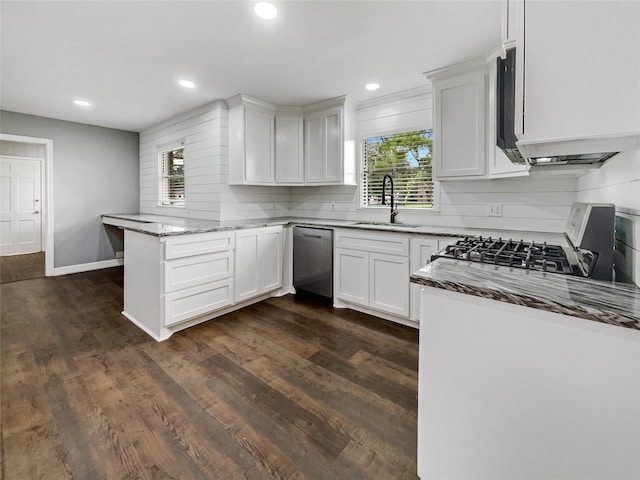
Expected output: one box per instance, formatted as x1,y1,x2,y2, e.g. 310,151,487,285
432,236,573,274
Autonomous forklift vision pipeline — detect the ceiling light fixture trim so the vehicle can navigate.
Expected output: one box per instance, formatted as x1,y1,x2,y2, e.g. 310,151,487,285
365,83,380,91
179,80,196,89
73,99,92,107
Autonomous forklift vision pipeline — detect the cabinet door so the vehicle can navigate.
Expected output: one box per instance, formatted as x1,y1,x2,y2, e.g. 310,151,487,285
323,108,343,183
409,238,438,321
335,247,368,307
433,71,487,178
305,115,324,183
259,227,283,292
245,107,274,183
235,227,283,302
369,252,409,317
275,116,304,184
235,230,260,302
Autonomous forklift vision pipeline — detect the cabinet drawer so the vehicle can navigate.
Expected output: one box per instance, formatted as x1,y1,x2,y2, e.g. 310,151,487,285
164,251,233,293
164,279,234,327
335,229,409,256
164,231,235,260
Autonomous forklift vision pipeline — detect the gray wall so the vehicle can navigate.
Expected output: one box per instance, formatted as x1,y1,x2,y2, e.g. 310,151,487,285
0,111,139,268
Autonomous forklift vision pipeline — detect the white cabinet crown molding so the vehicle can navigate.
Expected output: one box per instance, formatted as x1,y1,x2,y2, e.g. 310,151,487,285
424,57,488,83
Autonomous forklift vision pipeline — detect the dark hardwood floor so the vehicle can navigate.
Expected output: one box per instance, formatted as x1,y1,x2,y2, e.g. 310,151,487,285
1,267,419,479
0,252,45,284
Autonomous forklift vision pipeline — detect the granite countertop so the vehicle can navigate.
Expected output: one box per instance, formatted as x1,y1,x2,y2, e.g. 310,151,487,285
102,213,474,238
101,213,566,242
411,259,640,332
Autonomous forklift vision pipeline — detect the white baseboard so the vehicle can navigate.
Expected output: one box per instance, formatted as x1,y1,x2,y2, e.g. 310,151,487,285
53,258,124,276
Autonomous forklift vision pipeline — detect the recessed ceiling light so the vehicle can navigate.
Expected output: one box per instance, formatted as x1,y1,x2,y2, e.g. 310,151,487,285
365,83,380,91
73,99,91,107
179,80,195,89
254,2,277,20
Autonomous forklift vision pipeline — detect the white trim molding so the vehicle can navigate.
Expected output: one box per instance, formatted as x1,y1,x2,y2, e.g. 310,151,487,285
0,133,54,276
53,258,124,276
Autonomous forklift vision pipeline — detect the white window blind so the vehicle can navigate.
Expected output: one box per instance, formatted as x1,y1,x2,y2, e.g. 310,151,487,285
362,130,434,208
158,146,185,207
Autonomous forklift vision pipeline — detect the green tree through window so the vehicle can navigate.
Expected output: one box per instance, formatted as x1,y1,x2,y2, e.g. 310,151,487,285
362,130,433,208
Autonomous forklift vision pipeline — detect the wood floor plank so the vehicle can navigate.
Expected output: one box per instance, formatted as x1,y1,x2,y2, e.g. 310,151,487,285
255,298,419,370
2,420,73,479
144,343,304,480
348,350,418,390
0,252,45,284
1,267,419,479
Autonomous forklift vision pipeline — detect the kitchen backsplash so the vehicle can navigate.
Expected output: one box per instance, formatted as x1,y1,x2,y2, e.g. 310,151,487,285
577,149,640,286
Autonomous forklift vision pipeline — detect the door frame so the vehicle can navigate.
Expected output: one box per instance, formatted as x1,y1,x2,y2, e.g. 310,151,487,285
0,133,54,276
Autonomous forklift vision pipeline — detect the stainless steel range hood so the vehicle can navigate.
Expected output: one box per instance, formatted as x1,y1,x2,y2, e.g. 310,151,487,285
516,132,640,166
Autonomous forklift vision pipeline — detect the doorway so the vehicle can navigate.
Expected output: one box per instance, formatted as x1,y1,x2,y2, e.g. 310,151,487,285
1,156,42,255
0,134,53,280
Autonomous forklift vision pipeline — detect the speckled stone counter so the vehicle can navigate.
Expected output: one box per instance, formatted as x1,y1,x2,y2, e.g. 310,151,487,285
411,259,640,331
101,213,561,241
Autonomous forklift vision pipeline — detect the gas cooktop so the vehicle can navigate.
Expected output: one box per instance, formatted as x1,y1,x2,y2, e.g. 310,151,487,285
432,236,575,275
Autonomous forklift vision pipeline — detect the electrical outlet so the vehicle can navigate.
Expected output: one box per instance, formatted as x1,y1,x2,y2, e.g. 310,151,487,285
331,203,335,211
488,203,503,217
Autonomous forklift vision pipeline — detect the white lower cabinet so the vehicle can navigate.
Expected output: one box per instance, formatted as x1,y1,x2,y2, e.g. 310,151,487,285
235,226,283,302
164,250,233,292
123,229,237,341
369,252,410,317
164,278,234,327
334,229,410,318
335,248,369,305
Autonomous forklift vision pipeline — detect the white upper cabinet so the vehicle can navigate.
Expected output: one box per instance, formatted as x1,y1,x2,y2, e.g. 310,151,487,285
304,96,357,185
275,113,304,184
427,59,487,179
426,55,529,181
304,106,343,184
228,95,276,185
228,94,356,186
512,0,640,141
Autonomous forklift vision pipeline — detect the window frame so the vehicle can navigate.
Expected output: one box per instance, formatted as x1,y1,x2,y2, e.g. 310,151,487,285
358,128,440,214
157,144,186,208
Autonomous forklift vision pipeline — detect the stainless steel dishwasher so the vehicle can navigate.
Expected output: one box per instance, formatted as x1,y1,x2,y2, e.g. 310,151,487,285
293,226,333,300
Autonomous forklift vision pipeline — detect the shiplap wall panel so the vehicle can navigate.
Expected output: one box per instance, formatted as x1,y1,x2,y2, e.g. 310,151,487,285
139,100,290,222
577,149,640,285
139,101,228,220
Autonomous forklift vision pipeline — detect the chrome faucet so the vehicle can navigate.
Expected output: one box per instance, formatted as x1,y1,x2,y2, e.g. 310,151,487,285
381,174,399,223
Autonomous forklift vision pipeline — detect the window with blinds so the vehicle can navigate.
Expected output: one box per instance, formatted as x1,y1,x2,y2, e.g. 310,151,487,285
158,146,185,207
361,130,434,208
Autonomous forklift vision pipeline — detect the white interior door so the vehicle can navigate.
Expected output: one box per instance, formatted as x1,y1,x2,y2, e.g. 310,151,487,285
0,156,42,255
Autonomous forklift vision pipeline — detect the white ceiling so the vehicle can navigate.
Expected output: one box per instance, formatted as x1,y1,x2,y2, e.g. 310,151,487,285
1,1,502,132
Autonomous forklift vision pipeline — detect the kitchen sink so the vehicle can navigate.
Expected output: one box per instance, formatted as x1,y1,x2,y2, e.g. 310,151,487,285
352,222,421,229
